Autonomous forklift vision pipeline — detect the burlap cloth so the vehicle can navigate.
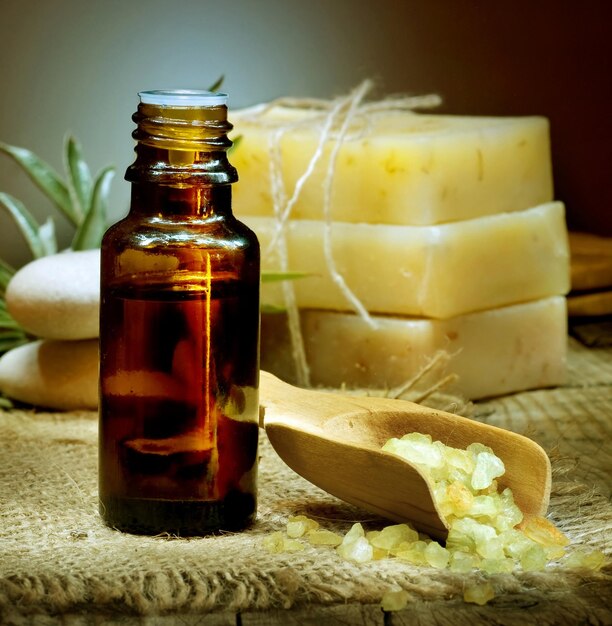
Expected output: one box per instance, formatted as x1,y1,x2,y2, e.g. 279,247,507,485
0,335,610,625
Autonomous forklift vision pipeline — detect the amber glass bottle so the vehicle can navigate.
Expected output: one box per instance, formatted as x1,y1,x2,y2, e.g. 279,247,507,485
99,90,260,535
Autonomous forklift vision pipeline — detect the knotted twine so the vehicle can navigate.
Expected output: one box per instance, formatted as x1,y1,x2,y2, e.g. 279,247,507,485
235,83,442,386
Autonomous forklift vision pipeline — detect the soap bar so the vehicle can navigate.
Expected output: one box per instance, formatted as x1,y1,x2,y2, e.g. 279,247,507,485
246,202,570,319
231,106,553,225
260,297,567,400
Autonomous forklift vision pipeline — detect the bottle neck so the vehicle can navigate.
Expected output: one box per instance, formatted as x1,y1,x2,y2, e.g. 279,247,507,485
125,100,238,188
129,182,232,218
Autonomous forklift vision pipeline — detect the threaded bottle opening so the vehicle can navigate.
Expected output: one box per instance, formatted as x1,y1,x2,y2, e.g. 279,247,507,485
127,89,237,184
138,90,228,107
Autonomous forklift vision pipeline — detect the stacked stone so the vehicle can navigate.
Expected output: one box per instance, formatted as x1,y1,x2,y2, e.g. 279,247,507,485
0,250,99,409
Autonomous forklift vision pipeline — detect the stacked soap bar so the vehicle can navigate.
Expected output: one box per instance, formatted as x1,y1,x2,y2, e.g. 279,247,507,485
242,203,568,319
260,298,567,400
231,105,570,399
232,108,553,225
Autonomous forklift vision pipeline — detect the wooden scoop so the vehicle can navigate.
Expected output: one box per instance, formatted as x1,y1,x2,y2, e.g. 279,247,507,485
259,371,551,540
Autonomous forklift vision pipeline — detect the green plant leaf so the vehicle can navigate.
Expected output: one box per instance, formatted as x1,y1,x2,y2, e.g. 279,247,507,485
64,135,92,221
261,303,287,313
38,217,58,256
262,270,310,283
207,75,225,92
0,317,23,331
0,259,15,296
0,396,14,409
229,134,242,153
0,192,48,259
71,166,114,250
0,335,28,353
0,141,78,225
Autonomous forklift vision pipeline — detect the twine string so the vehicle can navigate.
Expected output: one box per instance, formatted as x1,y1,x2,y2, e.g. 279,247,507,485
248,82,442,385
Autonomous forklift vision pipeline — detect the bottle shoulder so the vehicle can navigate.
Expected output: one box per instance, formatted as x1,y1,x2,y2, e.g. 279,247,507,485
102,214,259,252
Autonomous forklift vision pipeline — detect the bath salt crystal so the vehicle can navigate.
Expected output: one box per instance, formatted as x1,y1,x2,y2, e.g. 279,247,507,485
449,550,481,573
383,433,444,470
424,542,450,568
368,524,419,551
395,540,429,565
442,481,474,518
286,515,319,538
306,529,343,546
481,557,514,574
447,518,497,554
337,536,373,563
492,488,524,532
263,531,305,553
475,536,505,561
519,515,570,547
336,523,374,563
471,452,505,490
499,528,538,560
520,544,548,571
463,581,495,605
565,548,606,571
381,589,410,612
469,495,500,519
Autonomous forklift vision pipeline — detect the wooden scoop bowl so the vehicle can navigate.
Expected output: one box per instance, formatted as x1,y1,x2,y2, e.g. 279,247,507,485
259,371,551,540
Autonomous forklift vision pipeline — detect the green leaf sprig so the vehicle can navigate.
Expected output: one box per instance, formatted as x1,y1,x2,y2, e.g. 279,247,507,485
0,136,116,357
0,136,115,253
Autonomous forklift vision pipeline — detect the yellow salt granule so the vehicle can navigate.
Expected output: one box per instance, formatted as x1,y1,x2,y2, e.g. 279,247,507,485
381,589,410,612
463,581,496,605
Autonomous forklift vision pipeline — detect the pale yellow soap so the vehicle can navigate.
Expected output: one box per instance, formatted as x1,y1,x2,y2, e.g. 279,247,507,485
260,297,567,400
231,106,553,225
247,202,570,319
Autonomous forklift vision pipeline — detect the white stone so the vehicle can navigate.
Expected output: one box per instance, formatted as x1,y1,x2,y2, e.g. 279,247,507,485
6,249,100,340
0,339,98,410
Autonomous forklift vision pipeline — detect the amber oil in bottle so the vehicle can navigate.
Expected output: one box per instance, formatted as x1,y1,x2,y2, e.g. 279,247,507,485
99,90,260,535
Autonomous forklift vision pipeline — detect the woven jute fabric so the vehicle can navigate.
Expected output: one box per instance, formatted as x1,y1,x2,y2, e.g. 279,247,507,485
0,337,610,625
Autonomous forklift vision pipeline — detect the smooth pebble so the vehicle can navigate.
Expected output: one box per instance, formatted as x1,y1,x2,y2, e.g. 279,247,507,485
0,339,98,410
6,249,100,340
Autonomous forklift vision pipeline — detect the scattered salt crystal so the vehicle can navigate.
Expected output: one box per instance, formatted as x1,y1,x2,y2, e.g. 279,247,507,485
520,516,570,547
424,542,450,568
286,514,319,538
263,531,305,553
369,524,418,551
381,589,410,612
263,531,285,553
565,548,606,571
307,529,343,546
395,540,428,565
337,536,373,563
520,544,548,571
463,581,495,605
336,523,374,563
